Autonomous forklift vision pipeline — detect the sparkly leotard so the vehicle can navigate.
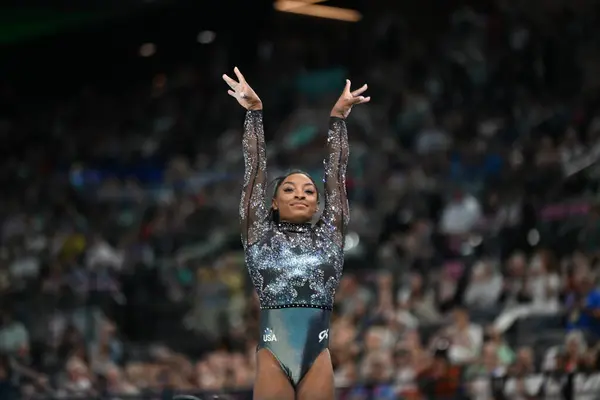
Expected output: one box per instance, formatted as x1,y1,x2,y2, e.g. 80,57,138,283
240,110,348,387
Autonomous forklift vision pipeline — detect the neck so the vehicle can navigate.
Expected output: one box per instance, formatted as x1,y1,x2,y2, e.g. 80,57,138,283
277,220,311,233
279,219,310,225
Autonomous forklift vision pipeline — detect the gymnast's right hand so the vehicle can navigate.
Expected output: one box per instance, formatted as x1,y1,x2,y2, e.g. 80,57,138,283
222,67,262,111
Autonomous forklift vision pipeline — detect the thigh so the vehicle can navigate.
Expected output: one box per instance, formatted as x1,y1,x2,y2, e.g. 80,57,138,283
296,349,335,400
254,349,295,400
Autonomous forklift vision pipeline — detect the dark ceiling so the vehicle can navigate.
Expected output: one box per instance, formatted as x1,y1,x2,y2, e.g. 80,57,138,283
0,0,170,12
5,0,590,91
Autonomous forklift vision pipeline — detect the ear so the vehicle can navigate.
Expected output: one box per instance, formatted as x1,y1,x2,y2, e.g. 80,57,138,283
271,198,278,210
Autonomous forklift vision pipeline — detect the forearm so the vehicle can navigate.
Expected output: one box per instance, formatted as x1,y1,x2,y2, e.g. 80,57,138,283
322,117,350,234
240,110,268,246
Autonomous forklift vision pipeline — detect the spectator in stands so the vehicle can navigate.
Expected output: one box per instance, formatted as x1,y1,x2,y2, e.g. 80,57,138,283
465,342,506,400
529,249,562,312
439,188,482,236
566,272,600,339
398,272,440,324
89,320,123,375
347,351,396,399
0,310,29,355
103,364,139,396
573,349,600,400
417,344,461,400
444,307,483,365
60,357,94,398
335,275,373,319
464,260,503,310
392,348,418,398
485,327,515,366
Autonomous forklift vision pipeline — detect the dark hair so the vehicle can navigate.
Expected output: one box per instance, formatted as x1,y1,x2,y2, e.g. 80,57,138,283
269,169,320,223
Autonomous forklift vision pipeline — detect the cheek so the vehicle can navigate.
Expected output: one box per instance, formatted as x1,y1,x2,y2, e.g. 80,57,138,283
276,192,293,205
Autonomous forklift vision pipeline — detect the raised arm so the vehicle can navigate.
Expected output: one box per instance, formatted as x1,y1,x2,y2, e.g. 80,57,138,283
222,67,268,248
321,117,350,245
321,80,370,246
240,110,269,247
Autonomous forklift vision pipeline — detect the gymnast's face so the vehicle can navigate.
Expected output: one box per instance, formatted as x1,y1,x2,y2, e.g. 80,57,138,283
273,173,318,224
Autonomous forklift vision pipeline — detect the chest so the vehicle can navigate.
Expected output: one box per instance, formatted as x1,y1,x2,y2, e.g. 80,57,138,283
247,229,342,275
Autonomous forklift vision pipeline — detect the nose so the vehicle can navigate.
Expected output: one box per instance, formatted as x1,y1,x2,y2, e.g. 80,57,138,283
294,192,305,199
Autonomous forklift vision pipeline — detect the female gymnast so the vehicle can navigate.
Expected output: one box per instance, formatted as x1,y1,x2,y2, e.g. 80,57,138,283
222,67,369,400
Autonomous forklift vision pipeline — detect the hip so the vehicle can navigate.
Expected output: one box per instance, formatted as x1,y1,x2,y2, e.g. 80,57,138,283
258,307,332,348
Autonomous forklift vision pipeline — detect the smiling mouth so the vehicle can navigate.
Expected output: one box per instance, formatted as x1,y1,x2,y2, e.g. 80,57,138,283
291,203,308,208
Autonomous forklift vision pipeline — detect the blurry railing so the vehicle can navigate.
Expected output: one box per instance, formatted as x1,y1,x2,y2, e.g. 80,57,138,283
28,372,600,400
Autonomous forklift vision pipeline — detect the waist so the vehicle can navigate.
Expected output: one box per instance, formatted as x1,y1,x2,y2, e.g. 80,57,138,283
259,307,332,345
260,303,332,311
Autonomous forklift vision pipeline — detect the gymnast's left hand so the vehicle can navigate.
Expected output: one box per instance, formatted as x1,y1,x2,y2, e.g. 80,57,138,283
330,80,370,119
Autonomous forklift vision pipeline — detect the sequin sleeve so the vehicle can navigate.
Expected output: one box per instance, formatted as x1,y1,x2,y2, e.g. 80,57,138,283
320,117,349,246
240,110,269,248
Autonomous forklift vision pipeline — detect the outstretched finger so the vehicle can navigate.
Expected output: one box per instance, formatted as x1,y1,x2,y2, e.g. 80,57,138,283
227,90,236,98
352,96,371,105
344,79,352,94
222,74,238,90
351,84,368,97
234,67,246,84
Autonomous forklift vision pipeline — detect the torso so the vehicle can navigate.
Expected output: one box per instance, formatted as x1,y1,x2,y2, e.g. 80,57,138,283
245,221,344,309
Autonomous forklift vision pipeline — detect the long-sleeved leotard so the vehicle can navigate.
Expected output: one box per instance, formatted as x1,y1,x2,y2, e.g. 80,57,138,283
241,110,350,387
240,110,349,310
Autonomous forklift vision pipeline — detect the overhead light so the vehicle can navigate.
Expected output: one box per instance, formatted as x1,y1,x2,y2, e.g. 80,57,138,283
274,1,362,22
275,0,326,11
139,43,156,57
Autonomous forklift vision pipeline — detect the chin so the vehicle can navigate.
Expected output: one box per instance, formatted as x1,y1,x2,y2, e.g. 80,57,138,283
282,210,313,224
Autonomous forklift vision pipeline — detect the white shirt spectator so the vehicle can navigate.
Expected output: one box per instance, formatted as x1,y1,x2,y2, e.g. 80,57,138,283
0,319,29,354
464,262,503,309
440,193,482,235
573,373,600,400
529,271,561,312
503,375,545,399
86,239,124,271
9,254,40,279
447,323,484,364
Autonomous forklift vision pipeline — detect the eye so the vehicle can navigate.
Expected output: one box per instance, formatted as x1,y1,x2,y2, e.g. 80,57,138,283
283,188,293,193
305,190,315,195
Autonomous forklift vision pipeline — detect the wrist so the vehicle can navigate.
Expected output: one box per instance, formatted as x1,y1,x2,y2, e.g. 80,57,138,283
330,105,346,119
248,102,263,111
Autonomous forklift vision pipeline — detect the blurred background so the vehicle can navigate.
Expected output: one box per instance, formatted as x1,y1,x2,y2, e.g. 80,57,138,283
2,0,600,398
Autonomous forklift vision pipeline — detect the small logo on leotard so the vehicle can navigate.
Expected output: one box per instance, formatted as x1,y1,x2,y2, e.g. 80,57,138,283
263,327,277,342
318,329,329,343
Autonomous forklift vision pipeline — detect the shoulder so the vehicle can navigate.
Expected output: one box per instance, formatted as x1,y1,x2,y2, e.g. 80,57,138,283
243,221,275,250
314,220,345,247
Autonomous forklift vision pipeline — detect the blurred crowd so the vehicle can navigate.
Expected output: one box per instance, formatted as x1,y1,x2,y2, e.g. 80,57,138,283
3,0,600,399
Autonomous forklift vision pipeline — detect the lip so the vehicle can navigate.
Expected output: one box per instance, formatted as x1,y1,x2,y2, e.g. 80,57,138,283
290,203,308,208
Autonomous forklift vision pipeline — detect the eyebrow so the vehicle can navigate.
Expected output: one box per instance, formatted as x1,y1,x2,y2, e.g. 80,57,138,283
282,181,315,187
